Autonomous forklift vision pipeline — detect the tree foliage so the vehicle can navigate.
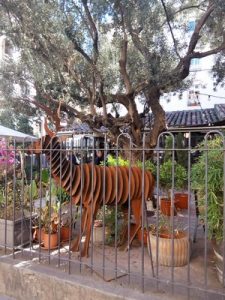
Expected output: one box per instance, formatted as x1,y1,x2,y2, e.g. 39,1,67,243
0,0,225,150
0,109,33,135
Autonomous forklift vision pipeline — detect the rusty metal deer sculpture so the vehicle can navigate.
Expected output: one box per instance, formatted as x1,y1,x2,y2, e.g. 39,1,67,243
33,112,154,257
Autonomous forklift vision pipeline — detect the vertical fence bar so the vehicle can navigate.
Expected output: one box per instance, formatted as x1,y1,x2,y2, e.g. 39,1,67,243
114,139,119,280
204,133,209,295
12,138,16,259
187,131,191,299
170,134,175,294
29,138,34,258
48,138,53,264
38,137,43,263
20,139,25,256
82,135,95,274
4,138,9,254
156,134,161,290
57,137,63,268
79,137,84,272
68,134,74,275
102,133,107,280
141,134,146,292
117,133,132,284
127,137,132,285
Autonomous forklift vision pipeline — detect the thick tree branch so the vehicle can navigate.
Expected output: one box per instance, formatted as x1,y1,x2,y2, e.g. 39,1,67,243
118,3,133,94
119,39,133,94
187,3,214,55
192,40,225,58
99,82,107,120
173,1,206,16
81,0,99,61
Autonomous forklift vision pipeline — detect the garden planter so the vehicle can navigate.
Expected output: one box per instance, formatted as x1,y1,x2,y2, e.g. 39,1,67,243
148,230,190,266
60,226,71,242
33,226,44,242
137,228,148,245
93,220,110,244
174,193,188,209
160,197,177,216
0,217,33,248
42,232,58,249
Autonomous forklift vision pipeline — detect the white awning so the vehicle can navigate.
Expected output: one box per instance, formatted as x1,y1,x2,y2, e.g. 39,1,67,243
0,125,37,142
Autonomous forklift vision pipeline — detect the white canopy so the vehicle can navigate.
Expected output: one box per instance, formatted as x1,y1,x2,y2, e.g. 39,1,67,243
0,125,37,142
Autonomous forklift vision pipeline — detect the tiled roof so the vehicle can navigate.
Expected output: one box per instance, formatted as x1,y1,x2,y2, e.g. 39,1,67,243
144,104,225,129
60,104,225,135
60,122,108,134
166,104,225,128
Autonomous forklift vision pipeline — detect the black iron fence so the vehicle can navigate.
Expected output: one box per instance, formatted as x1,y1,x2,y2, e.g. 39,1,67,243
0,129,225,299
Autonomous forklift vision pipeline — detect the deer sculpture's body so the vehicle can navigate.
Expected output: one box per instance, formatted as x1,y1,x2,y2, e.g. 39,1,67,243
35,133,154,257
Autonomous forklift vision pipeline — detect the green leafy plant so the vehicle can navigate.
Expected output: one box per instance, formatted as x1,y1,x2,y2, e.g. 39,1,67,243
191,136,224,242
176,133,188,169
106,154,129,167
0,180,31,220
160,159,187,197
40,201,59,234
96,205,125,245
149,214,184,238
136,160,156,178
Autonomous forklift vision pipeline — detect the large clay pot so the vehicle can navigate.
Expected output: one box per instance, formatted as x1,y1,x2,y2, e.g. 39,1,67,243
42,232,58,249
174,193,188,210
160,197,177,216
148,231,190,267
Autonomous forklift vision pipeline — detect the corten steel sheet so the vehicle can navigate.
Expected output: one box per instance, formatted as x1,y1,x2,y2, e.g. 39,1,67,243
33,134,154,258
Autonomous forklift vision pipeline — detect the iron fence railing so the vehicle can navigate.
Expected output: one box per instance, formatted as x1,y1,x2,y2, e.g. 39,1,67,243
0,130,225,299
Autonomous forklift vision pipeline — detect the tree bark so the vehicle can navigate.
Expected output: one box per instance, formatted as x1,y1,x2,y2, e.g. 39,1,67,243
145,87,166,148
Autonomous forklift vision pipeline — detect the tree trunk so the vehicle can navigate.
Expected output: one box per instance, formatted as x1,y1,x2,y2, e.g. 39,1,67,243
145,87,166,148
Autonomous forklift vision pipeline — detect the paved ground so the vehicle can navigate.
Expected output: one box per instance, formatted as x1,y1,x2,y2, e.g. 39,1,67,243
0,195,224,299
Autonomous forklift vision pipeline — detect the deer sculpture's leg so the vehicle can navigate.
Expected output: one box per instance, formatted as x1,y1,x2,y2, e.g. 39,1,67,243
128,198,142,247
81,201,100,257
71,205,88,252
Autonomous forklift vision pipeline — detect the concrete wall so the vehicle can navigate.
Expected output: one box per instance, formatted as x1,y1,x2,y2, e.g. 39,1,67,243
0,257,173,300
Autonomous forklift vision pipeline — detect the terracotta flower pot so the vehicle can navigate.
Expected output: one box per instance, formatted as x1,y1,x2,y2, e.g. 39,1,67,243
137,228,148,245
160,197,177,216
60,226,71,242
42,232,58,249
148,231,190,267
174,193,188,210
33,227,44,242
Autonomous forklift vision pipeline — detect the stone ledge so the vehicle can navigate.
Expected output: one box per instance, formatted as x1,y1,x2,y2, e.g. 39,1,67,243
0,256,177,300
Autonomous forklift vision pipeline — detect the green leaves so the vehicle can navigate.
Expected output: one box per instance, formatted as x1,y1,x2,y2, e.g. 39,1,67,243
191,136,225,242
159,159,187,193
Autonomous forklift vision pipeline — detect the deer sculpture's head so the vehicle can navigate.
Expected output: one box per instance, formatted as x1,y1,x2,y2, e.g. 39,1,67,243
32,102,62,154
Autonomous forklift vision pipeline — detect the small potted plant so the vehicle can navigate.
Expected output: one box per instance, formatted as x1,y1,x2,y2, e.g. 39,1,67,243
41,203,59,249
95,205,126,245
148,214,190,267
159,160,187,216
59,201,77,242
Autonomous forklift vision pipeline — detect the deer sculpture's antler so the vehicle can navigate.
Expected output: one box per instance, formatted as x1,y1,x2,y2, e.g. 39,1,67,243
44,99,63,136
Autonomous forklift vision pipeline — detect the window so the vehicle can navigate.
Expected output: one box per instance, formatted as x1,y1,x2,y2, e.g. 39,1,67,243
191,58,200,66
188,21,196,32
